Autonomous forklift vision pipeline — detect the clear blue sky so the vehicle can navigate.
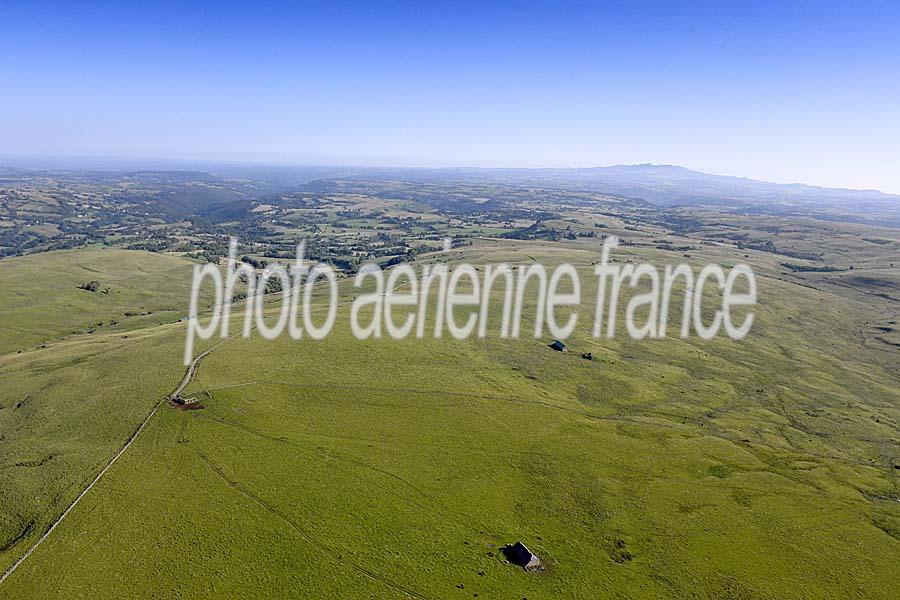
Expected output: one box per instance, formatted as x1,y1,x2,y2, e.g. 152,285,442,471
2,1,899,192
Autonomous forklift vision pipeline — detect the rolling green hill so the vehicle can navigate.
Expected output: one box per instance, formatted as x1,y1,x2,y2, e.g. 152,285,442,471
0,236,897,598
0,248,205,354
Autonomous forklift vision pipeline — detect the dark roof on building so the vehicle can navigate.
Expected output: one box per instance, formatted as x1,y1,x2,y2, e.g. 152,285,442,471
505,541,540,568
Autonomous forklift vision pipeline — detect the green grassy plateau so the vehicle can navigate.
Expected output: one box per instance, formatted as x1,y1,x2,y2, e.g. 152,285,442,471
1,233,898,598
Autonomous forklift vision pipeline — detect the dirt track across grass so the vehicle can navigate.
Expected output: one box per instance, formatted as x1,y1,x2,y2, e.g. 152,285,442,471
0,332,238,586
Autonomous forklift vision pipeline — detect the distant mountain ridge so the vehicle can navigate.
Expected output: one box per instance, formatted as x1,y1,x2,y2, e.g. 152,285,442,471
331,163,900,208
4,161,899,212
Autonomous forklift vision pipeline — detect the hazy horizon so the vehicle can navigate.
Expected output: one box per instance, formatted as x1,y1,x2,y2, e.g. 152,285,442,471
3,1,899,193
3,154,900,196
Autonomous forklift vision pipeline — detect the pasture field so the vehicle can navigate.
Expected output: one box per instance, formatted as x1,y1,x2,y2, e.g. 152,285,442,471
0,227,898,598
0,248,206,354
0,249,219,575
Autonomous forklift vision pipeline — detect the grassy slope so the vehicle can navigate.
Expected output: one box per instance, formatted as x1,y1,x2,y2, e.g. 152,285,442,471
0,249,217,574
0,247,204,354
1,239,897,598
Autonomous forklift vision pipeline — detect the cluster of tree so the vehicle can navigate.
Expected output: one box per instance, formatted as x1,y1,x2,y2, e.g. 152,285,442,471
501,221,562,241
127,237,177,252
240,255,267,269
735,239,820,260
780,262,844,273
77,280,109,293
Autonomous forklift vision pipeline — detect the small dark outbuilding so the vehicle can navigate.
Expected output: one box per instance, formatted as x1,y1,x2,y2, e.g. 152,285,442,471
502,541,542,571
549,340,568,352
